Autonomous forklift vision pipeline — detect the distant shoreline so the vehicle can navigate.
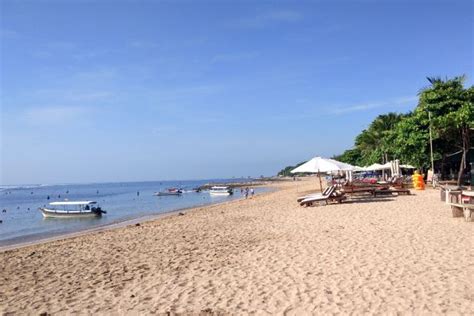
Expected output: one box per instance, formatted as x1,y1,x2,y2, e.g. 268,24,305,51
0,177,287,190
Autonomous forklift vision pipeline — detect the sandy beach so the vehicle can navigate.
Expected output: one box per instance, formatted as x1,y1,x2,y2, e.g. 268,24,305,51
1,179,472,314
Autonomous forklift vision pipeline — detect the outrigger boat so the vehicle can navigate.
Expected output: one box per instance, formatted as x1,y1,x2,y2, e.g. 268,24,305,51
154,188,183,196
209,186,233,196
39,201,106,218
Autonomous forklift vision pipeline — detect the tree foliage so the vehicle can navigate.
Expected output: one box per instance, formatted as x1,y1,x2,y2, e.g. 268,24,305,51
277,161,306,177
333,75,473,184
417,76,473,183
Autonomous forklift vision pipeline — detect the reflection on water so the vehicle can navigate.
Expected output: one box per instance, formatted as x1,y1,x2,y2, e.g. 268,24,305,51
0,180,268,246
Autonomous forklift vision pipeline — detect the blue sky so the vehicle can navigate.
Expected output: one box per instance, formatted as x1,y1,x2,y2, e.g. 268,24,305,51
1,0,472,184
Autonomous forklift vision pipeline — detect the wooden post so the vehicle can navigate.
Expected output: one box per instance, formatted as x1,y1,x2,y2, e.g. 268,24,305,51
318,169,323,192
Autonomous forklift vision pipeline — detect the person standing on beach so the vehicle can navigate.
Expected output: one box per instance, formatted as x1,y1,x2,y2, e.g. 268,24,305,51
245,187,249,199
250,188,255,198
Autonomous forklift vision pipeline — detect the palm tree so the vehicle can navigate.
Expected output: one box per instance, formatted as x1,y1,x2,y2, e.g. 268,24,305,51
355,113,405,165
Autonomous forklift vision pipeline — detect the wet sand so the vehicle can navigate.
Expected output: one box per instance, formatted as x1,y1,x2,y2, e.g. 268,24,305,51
1,179,472,314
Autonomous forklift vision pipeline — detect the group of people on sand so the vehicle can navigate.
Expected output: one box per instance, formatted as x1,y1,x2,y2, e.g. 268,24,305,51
240,187,254,199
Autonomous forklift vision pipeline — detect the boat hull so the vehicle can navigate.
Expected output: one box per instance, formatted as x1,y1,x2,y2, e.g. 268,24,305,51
209,191,233,196
154,192,182,196
39,208,102,218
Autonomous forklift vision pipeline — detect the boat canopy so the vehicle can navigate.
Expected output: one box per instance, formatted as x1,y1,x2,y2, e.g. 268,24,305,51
211,186,229,189
49,201,97,206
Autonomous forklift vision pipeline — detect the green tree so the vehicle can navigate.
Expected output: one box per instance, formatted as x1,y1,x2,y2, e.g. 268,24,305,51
390,112,431,169
277,161,306,177
333,147,363,166
354,112,405,166
418,76,474,184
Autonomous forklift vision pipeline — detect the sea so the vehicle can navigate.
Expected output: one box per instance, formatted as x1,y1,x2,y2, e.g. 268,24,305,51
0,179,269,247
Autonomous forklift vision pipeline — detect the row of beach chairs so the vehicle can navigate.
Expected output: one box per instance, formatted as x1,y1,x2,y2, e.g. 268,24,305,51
297,183,411,207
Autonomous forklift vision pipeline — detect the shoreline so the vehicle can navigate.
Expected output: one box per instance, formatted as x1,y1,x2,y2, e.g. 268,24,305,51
0,186,277,253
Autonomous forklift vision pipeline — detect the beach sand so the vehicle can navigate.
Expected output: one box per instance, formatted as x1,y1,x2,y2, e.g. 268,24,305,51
1,179,472,314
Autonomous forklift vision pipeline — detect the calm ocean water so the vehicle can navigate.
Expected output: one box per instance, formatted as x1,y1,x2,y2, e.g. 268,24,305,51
0,179,269,247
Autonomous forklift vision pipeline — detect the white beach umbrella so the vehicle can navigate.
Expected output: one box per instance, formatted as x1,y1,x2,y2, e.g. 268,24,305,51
365,163,385,171
291,157,355,173
291,157,355,189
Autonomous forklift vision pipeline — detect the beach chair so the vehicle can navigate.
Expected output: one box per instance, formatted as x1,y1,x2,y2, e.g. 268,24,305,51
373,188,411,196
341,180,392,195
391,177,405,188
296,185,334,203
341,186,377,195
300,186,346,207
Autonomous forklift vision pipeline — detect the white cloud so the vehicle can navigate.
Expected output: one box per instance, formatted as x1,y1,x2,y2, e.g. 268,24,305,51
71,49,112,60
264,10,303,22
31,51,53,58
267,96,418,121
33,89,114,102
130,40,159,49
23,106,91,125
236,10,303,28
0,29,20,39
151,84,224,104
211,51,259,63
47,41,77,50
74,67,119,82
69,91,114,101
328,96,418,115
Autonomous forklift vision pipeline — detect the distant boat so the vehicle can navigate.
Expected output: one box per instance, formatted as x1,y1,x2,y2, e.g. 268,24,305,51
209,186,233,196
39,201,106,218
154,188,183,196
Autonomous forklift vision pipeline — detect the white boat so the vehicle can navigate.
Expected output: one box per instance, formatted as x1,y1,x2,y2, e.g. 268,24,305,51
153,188,183,196
39,201,106,218
209,186,233,196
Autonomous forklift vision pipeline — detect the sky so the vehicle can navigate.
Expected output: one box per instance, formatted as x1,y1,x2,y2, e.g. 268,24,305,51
1,0,473,185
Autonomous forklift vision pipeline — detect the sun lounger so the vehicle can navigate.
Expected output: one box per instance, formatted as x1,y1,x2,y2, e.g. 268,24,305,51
373,188,411,196
390,177,405,189
341,182,393,194
296,185,334,203
341,186,376,195
300,186,346,207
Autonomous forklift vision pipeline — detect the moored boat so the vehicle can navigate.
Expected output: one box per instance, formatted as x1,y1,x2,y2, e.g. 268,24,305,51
209,186,233,196
154,188,183,196
39,201,106,218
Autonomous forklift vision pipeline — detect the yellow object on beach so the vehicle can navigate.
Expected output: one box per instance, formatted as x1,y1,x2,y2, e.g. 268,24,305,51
412,171,425,190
